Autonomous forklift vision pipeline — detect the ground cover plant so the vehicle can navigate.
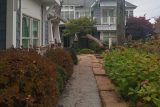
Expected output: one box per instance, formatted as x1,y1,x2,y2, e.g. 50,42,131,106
0,49,58,107
129,38,160,53
104,48,160,107
78,48,95,54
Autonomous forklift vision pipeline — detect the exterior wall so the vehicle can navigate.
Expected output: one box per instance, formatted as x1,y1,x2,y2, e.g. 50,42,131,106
21,0,42,20
92,2,101,24
21,0,42,47
0,0,7,49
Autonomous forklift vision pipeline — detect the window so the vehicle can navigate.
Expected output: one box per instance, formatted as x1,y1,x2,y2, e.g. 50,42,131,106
102,9,115,24
61,11,65,18
70,6,74,9
75,12,79,18
125,11,128,17
70,11,74,19
103,32,109,41
61,11,75,19
65,11,69,19
129,11,133,17
22,15,40,48
65,6,69,9
32,19,39,47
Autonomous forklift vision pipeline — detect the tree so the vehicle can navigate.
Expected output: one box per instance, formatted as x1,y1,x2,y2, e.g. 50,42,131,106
125,17,153,40
155,16,160,27
47,0,67,44
64,17,105,48
117,0,125,45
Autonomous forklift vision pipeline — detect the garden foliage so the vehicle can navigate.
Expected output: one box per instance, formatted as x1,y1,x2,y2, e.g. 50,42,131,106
44,48,73,77
78,48,95,54
67,48,78,65
126,17,153,40
129,39,160,53
104,48,160,106
0,49,58,107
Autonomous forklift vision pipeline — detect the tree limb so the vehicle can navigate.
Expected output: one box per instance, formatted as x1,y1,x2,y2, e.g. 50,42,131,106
86,34,104,48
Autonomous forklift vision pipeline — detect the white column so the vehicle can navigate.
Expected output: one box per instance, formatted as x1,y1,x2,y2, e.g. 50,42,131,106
48,21,54,44
6,0,17,48
42,6,47,45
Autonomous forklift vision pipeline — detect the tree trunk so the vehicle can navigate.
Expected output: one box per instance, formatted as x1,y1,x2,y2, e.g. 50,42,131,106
117,0,125,45
52,22,61,43
86,34,104,48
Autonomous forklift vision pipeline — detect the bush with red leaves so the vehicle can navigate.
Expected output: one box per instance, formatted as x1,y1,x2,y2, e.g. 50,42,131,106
44,48,73,78
0,49,58,107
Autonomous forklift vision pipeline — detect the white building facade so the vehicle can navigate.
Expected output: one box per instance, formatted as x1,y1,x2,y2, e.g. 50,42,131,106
61,0,137,46
0,0,60,49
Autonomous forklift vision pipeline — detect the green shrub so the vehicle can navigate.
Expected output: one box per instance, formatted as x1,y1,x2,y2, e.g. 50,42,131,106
0,49,58,107
89,41,103,53
104,48,160,107
44,48,73,77
56,66,67,94
79,48,94,54
67,48,78,65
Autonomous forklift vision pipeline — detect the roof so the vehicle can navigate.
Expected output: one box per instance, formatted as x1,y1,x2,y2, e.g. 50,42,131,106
62,0,96,7
63,0,137,9
125,1,137,9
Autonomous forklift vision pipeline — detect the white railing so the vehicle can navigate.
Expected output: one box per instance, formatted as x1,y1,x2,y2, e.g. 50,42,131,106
101,16,117,25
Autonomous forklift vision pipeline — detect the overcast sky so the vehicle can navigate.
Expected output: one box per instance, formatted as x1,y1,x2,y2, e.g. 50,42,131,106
126,0,160,23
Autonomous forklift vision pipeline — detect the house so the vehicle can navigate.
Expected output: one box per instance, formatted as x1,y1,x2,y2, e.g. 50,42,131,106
61,0,137,47
0,0,61,49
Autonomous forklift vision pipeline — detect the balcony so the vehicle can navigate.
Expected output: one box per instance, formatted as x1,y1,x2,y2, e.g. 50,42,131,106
96,24,116,31
101,16,117,25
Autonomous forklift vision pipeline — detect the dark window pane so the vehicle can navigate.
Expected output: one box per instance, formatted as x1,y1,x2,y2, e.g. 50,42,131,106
22,16,30,37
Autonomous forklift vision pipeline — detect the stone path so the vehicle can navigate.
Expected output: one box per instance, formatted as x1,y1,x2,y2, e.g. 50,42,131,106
57,54,127,107
91,55,128,107
57,55,102,107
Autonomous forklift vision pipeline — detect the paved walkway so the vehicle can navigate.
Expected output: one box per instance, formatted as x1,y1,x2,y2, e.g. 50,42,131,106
92,56,128,107
57,55,102,107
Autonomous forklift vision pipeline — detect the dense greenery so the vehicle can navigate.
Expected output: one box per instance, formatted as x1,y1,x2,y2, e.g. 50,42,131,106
78,48,95,54
0,49,58,107
129,39,160,54
64,17,96,37
104,48,160,106
56,66,67,94
67,48,78,65
89,41,103,53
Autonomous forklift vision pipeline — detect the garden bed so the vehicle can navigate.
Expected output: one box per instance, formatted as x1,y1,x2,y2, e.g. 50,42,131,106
103,48,160,107
0,48,77,107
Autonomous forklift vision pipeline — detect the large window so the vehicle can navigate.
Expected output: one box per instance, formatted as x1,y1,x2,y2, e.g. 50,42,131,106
22,16,40,48
61,6,75,20
102,9,116,24
103,32,117,42
129,11,133,17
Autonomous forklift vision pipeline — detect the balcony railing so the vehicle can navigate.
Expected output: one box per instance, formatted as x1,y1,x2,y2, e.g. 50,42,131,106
101,16,117,25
